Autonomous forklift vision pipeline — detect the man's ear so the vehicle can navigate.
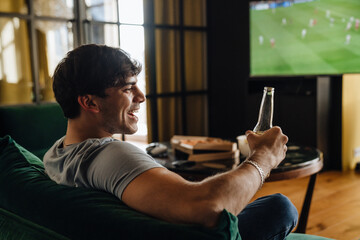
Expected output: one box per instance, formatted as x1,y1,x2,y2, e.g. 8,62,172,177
77,95,100,113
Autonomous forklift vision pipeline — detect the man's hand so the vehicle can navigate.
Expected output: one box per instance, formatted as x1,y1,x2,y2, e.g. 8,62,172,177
246,126,288,173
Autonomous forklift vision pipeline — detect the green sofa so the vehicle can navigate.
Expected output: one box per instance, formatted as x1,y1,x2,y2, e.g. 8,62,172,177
0,103,333,239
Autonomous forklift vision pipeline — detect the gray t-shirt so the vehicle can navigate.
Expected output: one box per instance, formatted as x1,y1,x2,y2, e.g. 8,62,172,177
43,137,164,200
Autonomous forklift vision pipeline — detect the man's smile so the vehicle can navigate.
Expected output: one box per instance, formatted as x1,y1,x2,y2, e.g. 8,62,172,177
127,109,139,121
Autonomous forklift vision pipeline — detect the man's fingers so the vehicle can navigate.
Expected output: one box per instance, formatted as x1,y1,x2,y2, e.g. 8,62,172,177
283,135,289,144
270,126,282,134
245,130,254,136
270,126,288,144
283,145,288,158
246,131,259,144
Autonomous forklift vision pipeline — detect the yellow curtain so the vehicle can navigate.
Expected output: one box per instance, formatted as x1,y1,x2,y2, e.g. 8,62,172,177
0,0,32,105
155,28,182,141
183,0,206,27
154,0,180,25
37,30,54,101
145,0,207,142
342,74,360,170
184,30,207,137
0,0,27,13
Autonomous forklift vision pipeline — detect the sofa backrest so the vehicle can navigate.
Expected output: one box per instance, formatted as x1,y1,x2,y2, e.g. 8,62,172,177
0,103,67,159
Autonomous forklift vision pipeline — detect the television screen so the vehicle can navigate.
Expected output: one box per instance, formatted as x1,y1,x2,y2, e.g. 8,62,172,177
250,0,360,77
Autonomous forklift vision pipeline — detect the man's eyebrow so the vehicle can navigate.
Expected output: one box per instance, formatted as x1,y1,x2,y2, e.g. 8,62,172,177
124,82,136,86
119,81,137,87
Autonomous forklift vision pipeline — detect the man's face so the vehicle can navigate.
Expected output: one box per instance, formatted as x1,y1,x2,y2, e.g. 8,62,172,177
97,76,145,135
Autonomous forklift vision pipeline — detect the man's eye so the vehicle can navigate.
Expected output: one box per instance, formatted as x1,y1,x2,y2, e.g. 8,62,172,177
124,86,136,92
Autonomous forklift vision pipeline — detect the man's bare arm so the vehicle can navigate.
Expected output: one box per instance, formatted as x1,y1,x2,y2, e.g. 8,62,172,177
122,126,288,228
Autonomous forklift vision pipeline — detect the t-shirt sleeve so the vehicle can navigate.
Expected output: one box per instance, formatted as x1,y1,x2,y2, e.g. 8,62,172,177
86,141,164,200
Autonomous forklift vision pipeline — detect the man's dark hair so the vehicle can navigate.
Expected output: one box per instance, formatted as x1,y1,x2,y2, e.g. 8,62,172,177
52,44,142,119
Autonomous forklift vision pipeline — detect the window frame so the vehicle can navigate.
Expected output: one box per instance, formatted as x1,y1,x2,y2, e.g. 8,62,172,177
144,0,209,142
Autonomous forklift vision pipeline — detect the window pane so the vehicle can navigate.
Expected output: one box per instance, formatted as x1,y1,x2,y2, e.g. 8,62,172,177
36,21,74,101
186,95,207,136
85,0,117,22
155,29,181,93
33,0,74,18
0,0,28,14
88,23,119,47
120,25,144,65
0,17,33,105
184,31,207,91
154,0,180,25
183,0,206,27
118,0,143,24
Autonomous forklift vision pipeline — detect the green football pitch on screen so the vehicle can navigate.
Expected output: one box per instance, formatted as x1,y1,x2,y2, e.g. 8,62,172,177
250,0,360,76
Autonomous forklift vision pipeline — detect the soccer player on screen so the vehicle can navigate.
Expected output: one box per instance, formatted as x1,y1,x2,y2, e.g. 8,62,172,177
345,34,351,45
270,38,275,48
301,29,307,39
259,35,264,45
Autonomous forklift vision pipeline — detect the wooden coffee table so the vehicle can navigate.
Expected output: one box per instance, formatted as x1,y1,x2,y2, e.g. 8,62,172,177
155,144,323,233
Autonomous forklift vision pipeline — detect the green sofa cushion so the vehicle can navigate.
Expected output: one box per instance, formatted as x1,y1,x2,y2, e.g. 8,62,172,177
0,135,241,240
0,103,67,159
0,208,69,240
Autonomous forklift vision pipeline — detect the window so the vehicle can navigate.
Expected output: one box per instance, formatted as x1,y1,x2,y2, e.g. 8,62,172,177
0,0,74,104
0,0,209,143
144,0,208,142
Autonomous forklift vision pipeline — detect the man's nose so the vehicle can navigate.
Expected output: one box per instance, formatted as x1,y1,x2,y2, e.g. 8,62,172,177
134,87,146,103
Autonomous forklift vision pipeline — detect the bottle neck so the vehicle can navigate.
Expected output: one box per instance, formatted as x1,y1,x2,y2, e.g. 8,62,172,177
254,91,274,133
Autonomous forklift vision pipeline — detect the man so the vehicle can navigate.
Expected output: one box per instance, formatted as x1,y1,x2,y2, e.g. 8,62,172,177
44,44,297,240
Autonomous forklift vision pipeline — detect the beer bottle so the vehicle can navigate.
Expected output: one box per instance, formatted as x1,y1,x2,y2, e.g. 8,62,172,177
253,87,274,134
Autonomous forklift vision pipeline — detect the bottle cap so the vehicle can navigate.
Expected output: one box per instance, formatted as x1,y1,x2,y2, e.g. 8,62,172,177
264,86,274,92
